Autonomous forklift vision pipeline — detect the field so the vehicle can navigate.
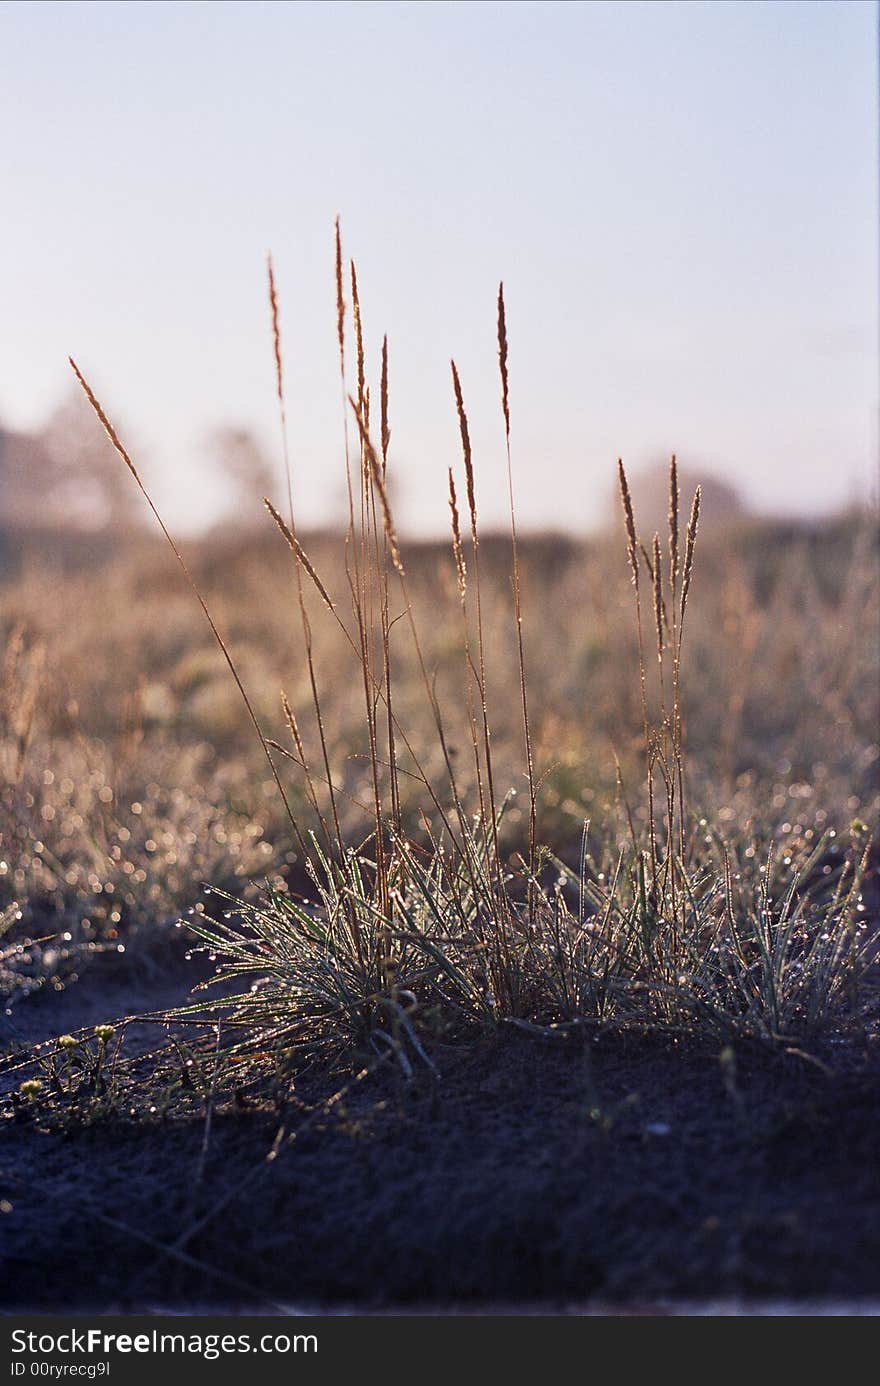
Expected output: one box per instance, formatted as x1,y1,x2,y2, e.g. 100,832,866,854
0,282,878,1311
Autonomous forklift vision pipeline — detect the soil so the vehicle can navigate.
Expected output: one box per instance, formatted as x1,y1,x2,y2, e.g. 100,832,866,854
1,948,878,1313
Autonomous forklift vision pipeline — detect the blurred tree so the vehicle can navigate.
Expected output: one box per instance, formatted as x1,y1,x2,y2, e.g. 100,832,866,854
0,426,58,526
42,389,141,530
0,389,141,532
208,426,278,531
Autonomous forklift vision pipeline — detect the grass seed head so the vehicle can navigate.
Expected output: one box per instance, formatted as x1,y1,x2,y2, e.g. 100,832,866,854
669,455,679,591
334,216,345,368
267,254,284,409
618,460,639,587
681,485,702,620
497,282,510,442
652,532,664,658
380,335,391,469
448,468,467,602
451,360,477,536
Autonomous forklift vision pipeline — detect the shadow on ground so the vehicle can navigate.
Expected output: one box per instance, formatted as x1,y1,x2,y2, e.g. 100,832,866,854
1,953,878,1312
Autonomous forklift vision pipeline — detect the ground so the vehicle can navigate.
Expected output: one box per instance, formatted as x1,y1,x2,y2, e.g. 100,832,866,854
2,948,878,1313
1,519,878,1312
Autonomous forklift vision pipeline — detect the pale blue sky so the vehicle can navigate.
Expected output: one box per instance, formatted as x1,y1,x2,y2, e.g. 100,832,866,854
1,0,877,533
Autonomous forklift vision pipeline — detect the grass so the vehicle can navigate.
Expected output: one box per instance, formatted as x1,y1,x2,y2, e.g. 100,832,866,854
1,228,878,1107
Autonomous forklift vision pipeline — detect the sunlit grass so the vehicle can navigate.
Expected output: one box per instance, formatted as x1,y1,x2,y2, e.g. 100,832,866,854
0,228,877,1087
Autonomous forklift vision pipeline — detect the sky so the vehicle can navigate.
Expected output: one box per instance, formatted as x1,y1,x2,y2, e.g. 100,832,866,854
1,0,877,535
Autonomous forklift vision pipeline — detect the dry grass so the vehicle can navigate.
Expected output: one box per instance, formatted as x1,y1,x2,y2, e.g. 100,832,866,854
1,229,877,1059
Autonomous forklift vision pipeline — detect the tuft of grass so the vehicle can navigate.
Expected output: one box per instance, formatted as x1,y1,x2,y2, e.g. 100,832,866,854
3,223,875,1090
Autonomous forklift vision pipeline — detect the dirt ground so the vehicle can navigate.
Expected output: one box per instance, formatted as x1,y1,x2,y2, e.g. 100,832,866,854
1,951,878,1314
